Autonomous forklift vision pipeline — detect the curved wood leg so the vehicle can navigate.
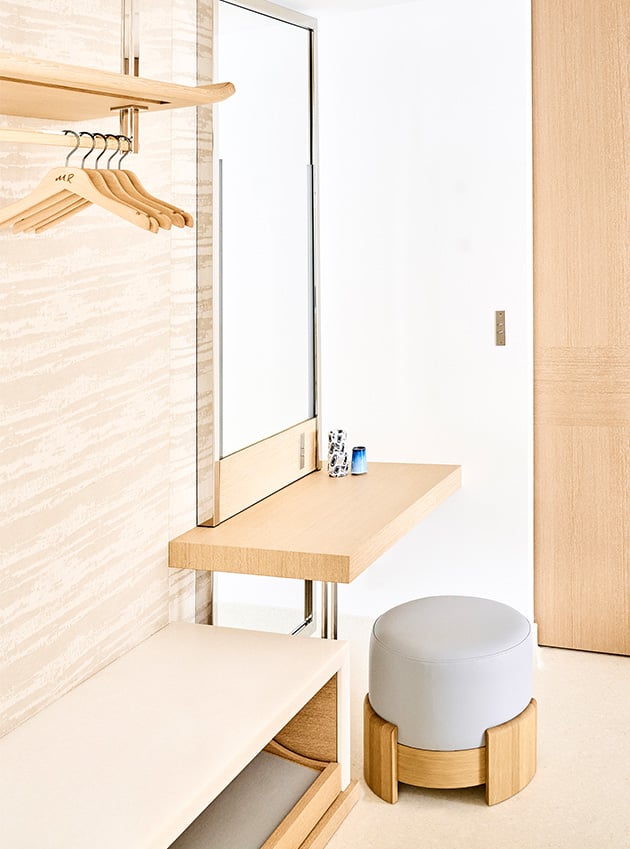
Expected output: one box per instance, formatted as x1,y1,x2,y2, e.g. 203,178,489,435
364,696,537,806
486,698,537,806
363,696,398,803
397,742,485,790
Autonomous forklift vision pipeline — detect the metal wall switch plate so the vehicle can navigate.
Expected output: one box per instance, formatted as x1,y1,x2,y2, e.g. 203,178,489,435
495,310,506,346
299,432,306,469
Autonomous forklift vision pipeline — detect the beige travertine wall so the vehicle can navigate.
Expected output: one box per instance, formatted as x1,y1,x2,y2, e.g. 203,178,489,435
0,0,206,737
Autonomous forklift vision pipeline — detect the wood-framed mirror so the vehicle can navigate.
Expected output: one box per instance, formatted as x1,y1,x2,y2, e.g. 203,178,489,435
197,0,320,526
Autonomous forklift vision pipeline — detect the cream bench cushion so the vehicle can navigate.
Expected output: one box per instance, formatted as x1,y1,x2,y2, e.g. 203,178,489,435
0,623,350,849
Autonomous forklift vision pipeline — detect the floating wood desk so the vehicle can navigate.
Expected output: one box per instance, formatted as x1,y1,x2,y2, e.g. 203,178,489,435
169,463,462,636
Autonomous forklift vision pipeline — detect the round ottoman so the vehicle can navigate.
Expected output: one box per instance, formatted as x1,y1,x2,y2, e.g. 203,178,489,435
364,596,537,806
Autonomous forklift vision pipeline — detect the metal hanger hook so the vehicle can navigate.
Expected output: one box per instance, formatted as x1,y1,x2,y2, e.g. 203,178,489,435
93,133,109,169
79,132,96,168
117,135,132,169
105,134,122,169
63,130,81,167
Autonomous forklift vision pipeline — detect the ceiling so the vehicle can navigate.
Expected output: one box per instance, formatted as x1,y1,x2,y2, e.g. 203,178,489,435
283,0,418,13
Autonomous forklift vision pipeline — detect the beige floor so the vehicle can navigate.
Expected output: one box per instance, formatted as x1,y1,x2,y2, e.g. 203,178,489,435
327,615,630,849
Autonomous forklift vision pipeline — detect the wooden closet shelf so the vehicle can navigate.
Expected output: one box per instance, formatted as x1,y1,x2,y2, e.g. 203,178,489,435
0,52,235,122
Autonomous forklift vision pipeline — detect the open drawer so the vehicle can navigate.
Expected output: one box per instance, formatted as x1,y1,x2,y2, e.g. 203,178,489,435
169,742,341,849
170,673,358,849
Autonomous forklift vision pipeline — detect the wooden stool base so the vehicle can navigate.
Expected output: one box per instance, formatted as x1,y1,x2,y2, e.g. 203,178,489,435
364,696,537,806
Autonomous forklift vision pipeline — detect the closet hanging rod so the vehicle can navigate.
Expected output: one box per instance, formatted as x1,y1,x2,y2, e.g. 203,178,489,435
0,128,133,152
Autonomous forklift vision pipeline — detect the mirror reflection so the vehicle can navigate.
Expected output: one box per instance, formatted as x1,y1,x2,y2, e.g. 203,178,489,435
217,0,316,458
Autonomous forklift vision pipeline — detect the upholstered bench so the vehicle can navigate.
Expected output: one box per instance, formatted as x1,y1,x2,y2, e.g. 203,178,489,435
364,596,537,806
0,624,359,849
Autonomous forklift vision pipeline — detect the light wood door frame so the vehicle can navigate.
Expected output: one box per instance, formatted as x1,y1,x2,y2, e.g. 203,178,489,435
533,0,630,654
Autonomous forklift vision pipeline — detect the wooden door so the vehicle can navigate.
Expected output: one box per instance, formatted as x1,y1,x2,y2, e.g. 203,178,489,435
533,0,630,653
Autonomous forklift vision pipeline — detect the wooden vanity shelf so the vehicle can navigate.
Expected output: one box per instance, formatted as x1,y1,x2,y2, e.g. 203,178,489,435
0,51,235,122
170,463,462,583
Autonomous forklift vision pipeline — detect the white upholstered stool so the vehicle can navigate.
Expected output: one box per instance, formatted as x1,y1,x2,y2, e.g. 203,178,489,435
364,596,537,806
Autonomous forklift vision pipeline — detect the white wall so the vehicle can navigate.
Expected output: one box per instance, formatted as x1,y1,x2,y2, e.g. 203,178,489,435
218,0,533,626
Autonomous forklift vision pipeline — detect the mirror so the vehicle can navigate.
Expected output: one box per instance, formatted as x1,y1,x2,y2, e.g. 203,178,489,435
200,0,320,525
218,0,315,457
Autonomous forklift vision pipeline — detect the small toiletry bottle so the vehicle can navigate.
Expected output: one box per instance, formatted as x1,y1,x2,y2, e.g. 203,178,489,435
351,446,367,475
328,429,349,477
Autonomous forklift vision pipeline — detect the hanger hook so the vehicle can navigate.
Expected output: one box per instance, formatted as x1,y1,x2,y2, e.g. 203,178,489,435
105,134,122,169
63,130,81,167
117,135,132,169
93,133,109,169
80,132,96,168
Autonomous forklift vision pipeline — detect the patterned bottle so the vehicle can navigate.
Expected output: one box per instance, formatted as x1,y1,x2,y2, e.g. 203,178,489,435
328,429,349,477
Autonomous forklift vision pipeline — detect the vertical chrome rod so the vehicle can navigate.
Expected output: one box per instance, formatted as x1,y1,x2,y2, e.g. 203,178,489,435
321,581,339,639
291,580,314,636
329,582,338,640
321,581,329,638
120,0,140,152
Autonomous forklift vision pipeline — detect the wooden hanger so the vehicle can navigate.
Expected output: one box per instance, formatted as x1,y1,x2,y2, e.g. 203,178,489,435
10,133,106,230
119,170,193,227
0,166,158,233
0,190,71,229
0,130,194,234
16,198,91,233
0,133,90,229
99,135,189,228
86,134,179,230
100,134,193,227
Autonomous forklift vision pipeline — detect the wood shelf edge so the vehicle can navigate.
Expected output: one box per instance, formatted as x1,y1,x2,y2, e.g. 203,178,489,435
0,51,235,121
168,538,352,582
